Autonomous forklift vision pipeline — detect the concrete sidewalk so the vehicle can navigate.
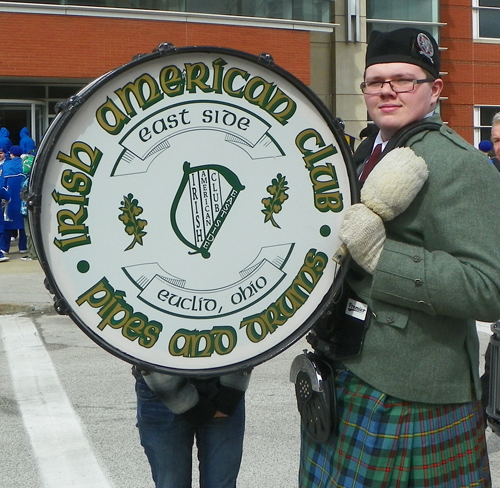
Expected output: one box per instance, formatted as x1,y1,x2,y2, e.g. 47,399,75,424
0,247,54,314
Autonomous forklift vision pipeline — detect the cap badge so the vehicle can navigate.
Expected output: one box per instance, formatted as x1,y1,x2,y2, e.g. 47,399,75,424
416,33,434,64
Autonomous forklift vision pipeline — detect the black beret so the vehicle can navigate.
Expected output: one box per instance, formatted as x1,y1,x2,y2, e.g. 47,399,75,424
366,28,440,79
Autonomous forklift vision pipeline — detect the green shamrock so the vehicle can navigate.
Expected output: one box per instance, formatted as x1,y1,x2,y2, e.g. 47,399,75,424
118,193,148,250
261,174,289,229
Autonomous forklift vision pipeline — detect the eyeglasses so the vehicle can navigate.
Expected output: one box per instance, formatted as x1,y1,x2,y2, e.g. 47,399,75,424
360,78,435,95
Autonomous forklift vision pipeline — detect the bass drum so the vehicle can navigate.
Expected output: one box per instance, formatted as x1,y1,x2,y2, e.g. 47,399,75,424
29,44,357,376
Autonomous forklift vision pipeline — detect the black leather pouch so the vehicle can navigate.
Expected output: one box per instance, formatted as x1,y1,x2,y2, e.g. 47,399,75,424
307,281,371,361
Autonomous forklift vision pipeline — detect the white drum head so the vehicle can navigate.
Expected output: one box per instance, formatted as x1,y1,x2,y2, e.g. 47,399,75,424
30,45,357,375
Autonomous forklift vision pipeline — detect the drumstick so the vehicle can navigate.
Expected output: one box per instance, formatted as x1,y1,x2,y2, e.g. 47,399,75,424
333,147,429,265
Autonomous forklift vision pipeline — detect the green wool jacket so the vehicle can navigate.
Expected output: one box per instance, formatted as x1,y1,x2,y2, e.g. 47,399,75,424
343,114,500,404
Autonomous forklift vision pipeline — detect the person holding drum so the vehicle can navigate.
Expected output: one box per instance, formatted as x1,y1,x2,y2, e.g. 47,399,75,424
133,366,251,488
299,28,500,487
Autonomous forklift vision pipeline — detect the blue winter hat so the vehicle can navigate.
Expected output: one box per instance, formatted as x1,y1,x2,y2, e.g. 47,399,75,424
9,145,22,156
479,140,493,152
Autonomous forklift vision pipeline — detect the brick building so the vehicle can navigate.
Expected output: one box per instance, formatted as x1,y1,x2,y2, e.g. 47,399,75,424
440,0,500,142
0,1,499,148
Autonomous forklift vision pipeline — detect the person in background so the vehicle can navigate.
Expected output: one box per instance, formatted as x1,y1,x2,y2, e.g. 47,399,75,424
479,139,494,163
358,123,379,142
300,28,500,487
1,145,26,256
479,111,500,429
0,145,7,222
19,152,37,261
0,146,8,251
0,127,12,152
0,146,7,173
0,184,10,262
478,139,500,172
19,127,36,155
490,112,500,172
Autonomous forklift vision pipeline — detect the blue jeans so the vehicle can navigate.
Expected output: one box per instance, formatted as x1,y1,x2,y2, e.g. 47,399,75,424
135,376,245,488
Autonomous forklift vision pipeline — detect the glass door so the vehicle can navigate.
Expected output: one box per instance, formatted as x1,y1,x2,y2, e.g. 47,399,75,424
0,100,47,148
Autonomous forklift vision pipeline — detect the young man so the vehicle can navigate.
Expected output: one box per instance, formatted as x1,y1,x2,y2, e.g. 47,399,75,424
300,28,500,487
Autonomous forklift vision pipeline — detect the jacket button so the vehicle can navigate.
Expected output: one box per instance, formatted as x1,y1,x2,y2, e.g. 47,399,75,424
386,316,394,324
413,255,421,263
414,279,423,286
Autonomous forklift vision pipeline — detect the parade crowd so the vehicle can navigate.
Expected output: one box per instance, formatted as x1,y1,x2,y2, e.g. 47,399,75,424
0,126,37,263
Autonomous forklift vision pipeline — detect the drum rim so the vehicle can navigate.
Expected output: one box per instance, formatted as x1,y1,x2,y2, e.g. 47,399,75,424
29,44,359,376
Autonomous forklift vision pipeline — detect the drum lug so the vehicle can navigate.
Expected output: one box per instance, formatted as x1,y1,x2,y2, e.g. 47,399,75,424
43,277,55,295
333,117,346,133
258,52,275,66
54,297,70,315
154,42,177,55
27,193,41,213
55,95,83,114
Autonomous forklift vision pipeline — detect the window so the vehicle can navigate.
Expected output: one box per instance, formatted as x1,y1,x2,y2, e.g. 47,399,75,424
366,0,441,41
0,82,86,134
473,0,500,39
474,106,500,146
367,0,437,23
17,0,331,22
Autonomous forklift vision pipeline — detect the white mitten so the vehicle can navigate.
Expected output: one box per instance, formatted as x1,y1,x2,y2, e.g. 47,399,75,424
361,146,428,220
339,203,386,274
143,372,199,414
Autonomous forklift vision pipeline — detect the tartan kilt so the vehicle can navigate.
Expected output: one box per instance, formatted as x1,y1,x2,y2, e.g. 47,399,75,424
299,367,491,488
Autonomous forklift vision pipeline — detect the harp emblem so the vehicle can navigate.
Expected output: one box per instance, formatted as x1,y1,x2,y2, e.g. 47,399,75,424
171,161,245,258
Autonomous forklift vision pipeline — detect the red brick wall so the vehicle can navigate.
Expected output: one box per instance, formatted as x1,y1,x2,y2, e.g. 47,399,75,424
0,12,310,84
440,0,500,143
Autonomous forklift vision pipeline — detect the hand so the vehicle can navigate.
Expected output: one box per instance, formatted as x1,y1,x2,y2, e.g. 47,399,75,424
339,203,386,274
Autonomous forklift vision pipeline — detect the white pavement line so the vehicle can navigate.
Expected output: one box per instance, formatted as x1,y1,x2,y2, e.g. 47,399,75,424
0,315,113,488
